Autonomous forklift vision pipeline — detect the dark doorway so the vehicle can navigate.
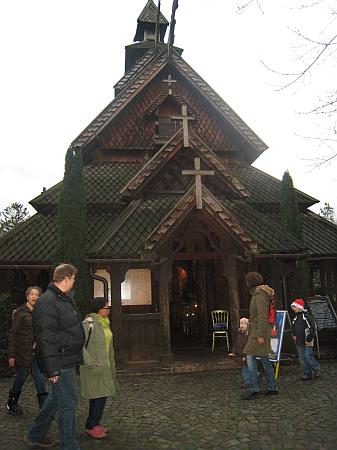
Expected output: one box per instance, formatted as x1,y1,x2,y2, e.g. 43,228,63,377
170,259,227,349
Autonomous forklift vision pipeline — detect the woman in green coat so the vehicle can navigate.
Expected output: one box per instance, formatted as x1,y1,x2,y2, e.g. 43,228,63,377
80,298,118,439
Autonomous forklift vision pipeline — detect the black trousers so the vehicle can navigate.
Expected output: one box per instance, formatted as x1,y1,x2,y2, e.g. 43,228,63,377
85,397,107,430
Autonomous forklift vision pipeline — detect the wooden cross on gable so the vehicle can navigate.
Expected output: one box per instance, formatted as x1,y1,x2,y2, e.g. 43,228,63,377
182,157,214,209
172,105,194,147
162,74,177,95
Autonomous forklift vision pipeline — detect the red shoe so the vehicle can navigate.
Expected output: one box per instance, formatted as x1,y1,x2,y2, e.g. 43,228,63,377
86,426,107,439
97,425,110,434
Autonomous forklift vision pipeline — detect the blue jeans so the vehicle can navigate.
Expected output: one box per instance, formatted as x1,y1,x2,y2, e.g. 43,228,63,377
28,367,80,450
12,357,46,395
86,397,107,430
246,354,277,393
297,345,320,377
241,365,250,385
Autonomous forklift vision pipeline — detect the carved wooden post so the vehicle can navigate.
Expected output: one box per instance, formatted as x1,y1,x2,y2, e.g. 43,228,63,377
109,264,125,369
227,255,241,345
158,260,173,367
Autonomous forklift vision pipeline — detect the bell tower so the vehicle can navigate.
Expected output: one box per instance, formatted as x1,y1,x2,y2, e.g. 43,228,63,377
124,0,169,72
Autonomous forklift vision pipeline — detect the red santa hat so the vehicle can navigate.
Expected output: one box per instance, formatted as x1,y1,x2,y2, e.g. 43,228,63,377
291,299,305,310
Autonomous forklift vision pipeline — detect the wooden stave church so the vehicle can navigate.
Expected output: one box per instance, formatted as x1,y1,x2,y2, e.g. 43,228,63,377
0,0,337,368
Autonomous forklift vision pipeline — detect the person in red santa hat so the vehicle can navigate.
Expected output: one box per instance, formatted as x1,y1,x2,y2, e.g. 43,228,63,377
291,299,320,380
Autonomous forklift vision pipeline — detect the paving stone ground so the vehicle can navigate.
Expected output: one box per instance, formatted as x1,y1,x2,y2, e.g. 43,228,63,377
0,360,336,450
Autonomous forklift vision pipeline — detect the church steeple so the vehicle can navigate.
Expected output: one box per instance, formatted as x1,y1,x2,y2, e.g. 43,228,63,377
134,0,169,43
124,0,169,73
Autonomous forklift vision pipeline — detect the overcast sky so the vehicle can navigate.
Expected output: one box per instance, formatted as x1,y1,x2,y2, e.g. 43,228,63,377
1,0,336,216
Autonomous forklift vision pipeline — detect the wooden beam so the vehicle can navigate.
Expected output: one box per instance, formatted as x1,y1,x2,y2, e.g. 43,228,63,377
171,105,194,147
182,157,214,209
227,254,241,344
109,264,126,369
158,260,173,367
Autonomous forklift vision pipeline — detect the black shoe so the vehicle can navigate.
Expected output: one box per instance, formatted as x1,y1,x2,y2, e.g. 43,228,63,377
240,391,263,400
301,376,313,381
6,402,23,415
264,390,279,395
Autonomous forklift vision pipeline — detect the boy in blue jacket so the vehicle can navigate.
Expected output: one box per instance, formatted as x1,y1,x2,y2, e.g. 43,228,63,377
291,299,320,380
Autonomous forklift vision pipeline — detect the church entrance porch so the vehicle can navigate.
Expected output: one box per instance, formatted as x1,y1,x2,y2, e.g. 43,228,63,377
169,258,229,352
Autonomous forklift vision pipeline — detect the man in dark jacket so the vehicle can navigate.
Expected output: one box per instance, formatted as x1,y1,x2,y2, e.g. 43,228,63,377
25,264,85,449
291,298,320,380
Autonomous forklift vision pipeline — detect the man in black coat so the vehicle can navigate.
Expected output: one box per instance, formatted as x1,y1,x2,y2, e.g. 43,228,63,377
25,264,85,449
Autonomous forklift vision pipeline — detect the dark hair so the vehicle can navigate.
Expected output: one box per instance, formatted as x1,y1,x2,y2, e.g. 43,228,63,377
26,286,42,296
53,263,78,282
90,297,107,314
245,272,263,289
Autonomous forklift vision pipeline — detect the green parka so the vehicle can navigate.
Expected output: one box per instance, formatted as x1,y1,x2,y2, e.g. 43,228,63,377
243,285,274,357
80,313,118,399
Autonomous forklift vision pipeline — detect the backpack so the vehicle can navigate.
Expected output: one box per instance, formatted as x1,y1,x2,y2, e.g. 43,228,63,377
268,295,277,325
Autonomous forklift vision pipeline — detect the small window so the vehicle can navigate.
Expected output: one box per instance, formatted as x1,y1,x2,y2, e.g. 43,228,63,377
121,269,152,306
93,269,111,302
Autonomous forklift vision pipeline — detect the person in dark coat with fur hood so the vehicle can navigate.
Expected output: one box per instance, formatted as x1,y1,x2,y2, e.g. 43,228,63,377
241,272,278,400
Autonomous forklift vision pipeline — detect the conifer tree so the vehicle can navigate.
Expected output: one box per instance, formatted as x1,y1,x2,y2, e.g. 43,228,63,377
55,145,90,315
280,170,309,302
280,170,302,238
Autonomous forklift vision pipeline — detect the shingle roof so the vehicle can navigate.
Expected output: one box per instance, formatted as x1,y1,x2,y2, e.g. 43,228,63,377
1,193,336,263
0,212,119,263
30,162,143,210
72,49,267,161
30,161,317,216
137,0,168,24
228,163,317,207
218,199,307,254
302,211,337,255
91,196,180,258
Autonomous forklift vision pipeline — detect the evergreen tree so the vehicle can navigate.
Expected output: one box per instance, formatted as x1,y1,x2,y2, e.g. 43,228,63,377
319,202,336,223
0,202,29,237
279,170,309,302
55,145,90,315
280,171,302,238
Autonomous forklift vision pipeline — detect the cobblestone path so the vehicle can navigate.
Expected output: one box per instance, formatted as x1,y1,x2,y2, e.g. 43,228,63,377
0,360,336,450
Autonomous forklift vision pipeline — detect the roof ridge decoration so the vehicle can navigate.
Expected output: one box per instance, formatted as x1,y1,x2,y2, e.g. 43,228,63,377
120,127,184,197
121,128,250,199
143,185,257,257
72,49,168,148
171,53,268,158
114,45,162,95
89,199,142,255
145,88,197,116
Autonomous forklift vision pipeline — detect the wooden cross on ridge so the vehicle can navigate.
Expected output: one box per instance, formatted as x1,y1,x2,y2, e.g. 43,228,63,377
162,74,177,95
172,104,194,147
182,157,214,209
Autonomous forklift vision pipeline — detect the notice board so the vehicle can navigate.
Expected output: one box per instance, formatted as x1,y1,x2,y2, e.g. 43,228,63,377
269,310,288,363
306,296,337,331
